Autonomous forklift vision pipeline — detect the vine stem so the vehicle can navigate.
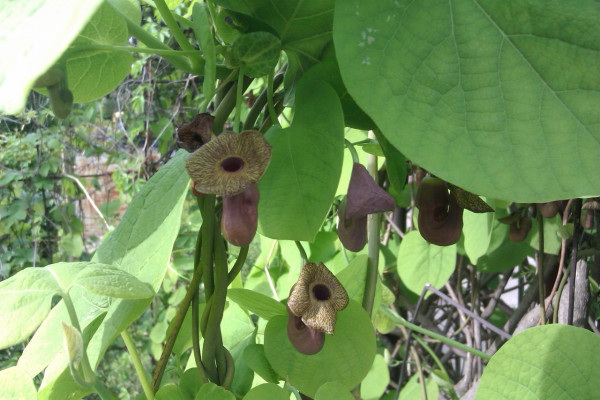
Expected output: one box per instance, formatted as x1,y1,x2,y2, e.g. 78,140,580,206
267,72,280,127
153,0,202,73
151,223,205,391
362,131,379,317
536,210,545,325
568,199,582,325
385,307,491,361
344,139,359,164
121,329,154,400
121,17,192,72
234,67,245,133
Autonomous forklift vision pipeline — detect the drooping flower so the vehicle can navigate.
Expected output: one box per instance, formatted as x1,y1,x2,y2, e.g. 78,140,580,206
176,113,215,153
221,182,259,246
345,163,396,218
286,304,325,355
287,262,349,335
185,130,272,197
337,163,396,251
336,199,367,252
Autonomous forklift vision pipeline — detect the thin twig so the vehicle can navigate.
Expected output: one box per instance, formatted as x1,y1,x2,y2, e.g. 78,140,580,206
264,240,279,301
63,173,109,230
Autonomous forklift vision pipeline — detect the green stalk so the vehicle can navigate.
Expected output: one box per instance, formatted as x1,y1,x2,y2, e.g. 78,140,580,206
227,245,249,284
213,78,251,134
201,226,230,383
344,139,359,164
123,18,192,72
234,68,245,133
295,241,308,266
243,73,284,130
536,211,545,325
151,226,205,391
362,134,380,317
267,72,280,127
121,329,154,400
200,196,216,300
153,0,202,73
62,293,95,383
94,378,114,400
384,308,491,360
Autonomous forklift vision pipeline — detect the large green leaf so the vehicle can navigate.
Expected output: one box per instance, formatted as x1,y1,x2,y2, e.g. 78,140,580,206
0,0,103,114
21,151,189,399
0,262,107,349
212,0,334,65
264,300,376,397
396,231,456,296
0,367,36,400
476,325,600,399
65,1,133,102
334,0,600,202
258,77,344,241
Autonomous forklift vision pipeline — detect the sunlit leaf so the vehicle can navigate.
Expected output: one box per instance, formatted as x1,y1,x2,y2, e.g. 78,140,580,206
334,0,600,202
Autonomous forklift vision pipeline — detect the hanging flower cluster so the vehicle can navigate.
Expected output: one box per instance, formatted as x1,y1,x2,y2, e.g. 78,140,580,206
286,262,349,355
337,163,395,251
184,129,272,246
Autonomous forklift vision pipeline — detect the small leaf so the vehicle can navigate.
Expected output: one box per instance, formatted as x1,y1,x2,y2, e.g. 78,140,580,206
242,383,289,400
227,288,286,320
396,231,456,296
72,264,155,299
315,382,354,400
195,382,236,400
231,32,281,77
477,325,600,399
156,384,185,400
243,344,280,383
360,354,389,400
65,1,133,102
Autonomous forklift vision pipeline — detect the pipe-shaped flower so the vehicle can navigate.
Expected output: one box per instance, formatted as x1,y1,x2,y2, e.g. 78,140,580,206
176,113,214,153
287,262,349,335
221,182,259,246
286,304,325,355
337,163,395,251
345,163,396,218
185,130,272,197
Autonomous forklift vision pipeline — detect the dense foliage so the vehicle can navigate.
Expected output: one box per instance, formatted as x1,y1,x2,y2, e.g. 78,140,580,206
1,1,599,399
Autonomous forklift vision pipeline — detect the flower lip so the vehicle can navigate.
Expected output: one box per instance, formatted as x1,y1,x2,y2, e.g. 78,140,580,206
287,262,349,335
185,130,272,197
220,156,245,173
